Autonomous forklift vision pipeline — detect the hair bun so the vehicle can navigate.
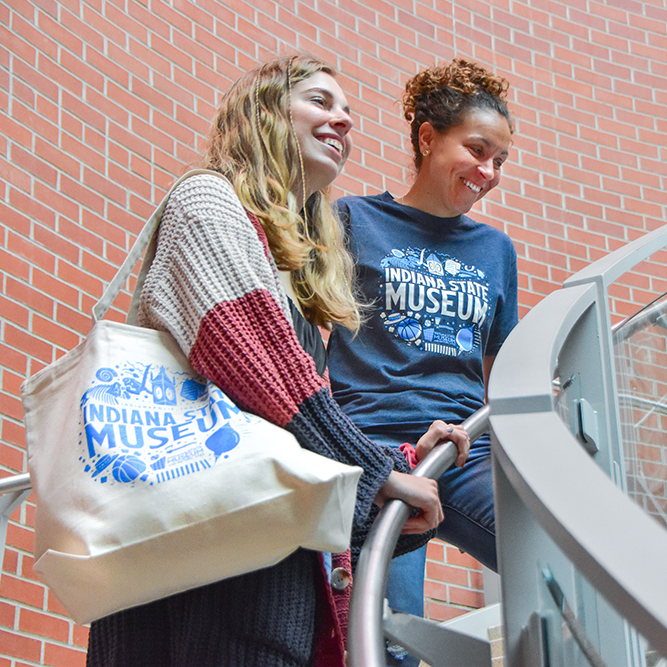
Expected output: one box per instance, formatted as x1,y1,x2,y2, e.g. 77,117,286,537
403,58,509,123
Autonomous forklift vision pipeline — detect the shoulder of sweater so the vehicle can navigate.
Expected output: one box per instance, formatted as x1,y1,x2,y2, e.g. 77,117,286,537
174,170,234,193
157,172,267,254
168,171,249,220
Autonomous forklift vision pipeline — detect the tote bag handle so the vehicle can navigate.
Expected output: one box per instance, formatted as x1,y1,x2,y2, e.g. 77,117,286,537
91,169,217,324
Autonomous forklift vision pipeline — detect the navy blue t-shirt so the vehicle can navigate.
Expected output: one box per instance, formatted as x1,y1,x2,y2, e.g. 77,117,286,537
328,192,519,446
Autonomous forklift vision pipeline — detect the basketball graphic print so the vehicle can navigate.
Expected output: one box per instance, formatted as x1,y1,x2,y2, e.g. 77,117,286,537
112,455,147,483
395,317,422,341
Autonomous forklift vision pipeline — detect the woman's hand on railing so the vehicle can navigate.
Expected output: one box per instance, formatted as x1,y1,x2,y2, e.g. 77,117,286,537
348,406,490,667
373,471,443,534
415,420,470,468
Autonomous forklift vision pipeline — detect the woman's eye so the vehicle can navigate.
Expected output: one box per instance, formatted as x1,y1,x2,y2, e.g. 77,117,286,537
311,96,326,107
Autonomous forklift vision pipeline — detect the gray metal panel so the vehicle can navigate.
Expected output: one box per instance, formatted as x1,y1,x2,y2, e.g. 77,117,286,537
491,409,667,656
489,282,595,416
384,608,492,667
490,223,667,664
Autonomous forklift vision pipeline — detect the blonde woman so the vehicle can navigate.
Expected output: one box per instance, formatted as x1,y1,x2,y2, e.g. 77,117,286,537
86,55,466,667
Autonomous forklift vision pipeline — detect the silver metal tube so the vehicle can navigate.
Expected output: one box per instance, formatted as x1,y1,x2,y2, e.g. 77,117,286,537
348,404,491,667
0,473,31,495
617,394,667,416
611,295,667,340
348,494,413,667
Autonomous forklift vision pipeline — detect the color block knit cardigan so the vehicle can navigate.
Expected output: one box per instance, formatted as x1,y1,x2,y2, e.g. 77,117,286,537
87,172,429,666
138,173,404,522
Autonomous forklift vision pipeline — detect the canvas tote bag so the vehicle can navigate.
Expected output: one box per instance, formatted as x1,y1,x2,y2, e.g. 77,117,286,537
21,170,362,625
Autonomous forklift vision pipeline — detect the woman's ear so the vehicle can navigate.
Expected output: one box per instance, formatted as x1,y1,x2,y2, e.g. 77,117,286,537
418,122,435,156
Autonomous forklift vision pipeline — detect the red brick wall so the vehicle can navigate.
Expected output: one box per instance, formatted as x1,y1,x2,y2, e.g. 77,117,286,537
2,0,666,663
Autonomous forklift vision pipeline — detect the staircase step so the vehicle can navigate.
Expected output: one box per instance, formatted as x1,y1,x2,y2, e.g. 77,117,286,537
488,624,504,666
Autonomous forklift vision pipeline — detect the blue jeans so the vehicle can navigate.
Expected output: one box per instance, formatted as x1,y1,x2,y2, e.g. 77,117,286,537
374,436,496,666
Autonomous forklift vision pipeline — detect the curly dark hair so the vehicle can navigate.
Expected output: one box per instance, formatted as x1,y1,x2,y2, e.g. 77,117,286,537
402,58,514,170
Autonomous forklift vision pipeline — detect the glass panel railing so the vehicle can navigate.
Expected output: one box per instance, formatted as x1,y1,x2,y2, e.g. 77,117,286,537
613,294,667,667
614,293,667,531
537,293,667,667
539,562,667,667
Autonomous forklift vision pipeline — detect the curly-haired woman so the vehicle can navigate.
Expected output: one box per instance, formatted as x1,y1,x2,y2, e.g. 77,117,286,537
327,58,519,666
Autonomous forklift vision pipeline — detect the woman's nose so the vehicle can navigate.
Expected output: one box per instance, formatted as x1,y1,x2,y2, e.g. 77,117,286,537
331,108,354,134
478,158,495,180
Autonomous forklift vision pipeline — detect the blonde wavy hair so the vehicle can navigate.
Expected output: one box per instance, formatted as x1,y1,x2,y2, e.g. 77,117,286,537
403,58,514,171
200,55,360,331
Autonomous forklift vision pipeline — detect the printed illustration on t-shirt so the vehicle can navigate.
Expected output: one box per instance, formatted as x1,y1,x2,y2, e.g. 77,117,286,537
379,247,490,356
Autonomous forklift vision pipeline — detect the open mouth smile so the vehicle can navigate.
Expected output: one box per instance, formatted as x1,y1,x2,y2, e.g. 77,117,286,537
319,136,344,155
463,179,482,193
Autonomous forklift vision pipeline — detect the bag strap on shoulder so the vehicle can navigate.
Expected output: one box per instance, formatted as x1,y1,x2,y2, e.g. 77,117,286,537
92,169,220,324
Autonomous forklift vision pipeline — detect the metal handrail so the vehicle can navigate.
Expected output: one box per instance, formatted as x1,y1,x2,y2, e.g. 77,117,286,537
612,293,667,342
617,394,667,416
347,404,491,667
0,473,31,495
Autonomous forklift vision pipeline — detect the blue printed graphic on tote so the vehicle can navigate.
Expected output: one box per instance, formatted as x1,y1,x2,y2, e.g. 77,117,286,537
379,247,489,356
79,364,253,486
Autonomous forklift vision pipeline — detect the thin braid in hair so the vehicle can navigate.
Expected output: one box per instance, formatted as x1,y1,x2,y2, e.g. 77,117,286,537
286,56,312,242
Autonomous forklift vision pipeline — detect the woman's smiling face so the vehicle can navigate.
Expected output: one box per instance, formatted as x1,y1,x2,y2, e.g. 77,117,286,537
419,108,512,217
289,71,354,199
